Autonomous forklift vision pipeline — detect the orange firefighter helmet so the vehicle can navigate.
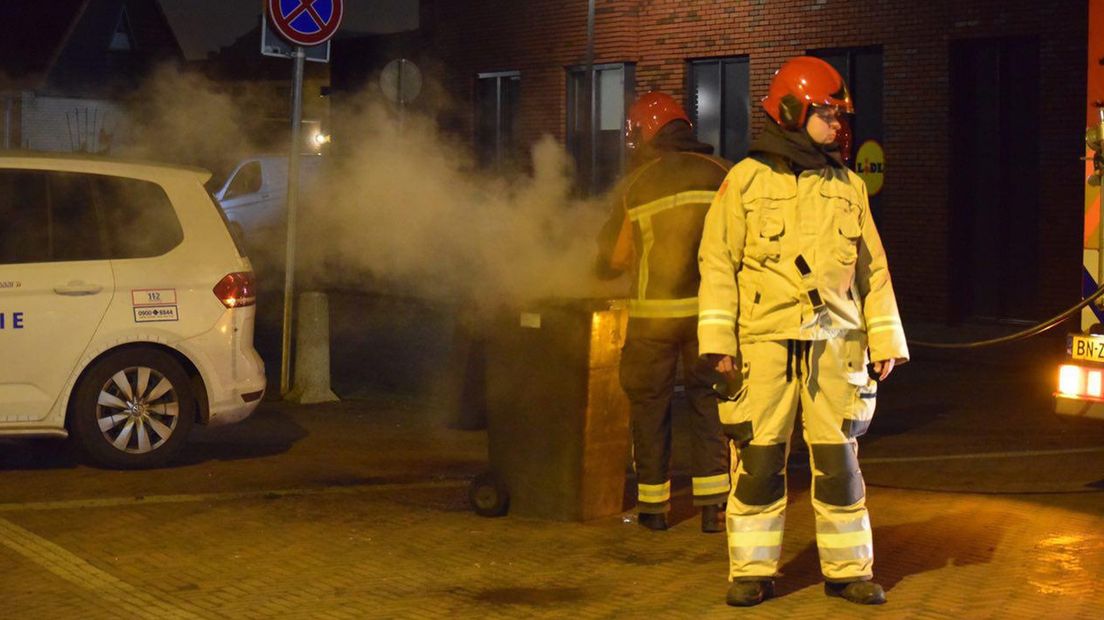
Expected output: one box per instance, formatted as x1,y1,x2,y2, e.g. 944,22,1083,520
625,91,691,150
762,56,854,129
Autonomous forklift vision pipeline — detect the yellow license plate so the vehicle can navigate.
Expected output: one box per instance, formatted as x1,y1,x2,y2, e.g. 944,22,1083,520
1071,334,1104,362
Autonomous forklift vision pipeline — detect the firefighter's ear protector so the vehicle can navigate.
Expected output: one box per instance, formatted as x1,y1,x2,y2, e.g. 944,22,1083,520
778,94,803,130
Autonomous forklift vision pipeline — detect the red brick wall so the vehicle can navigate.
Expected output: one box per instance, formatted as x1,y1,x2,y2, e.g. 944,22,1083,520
420,0,1087,324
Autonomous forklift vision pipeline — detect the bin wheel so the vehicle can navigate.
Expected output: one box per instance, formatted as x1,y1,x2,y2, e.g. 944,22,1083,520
469,472,509,517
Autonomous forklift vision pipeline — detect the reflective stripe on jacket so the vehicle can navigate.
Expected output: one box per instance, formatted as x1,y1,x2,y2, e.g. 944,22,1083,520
598,151,732,320
697,155,909,363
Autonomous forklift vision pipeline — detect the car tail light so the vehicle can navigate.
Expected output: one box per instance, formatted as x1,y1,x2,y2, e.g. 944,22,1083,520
213,272,256,308
1058,364,1104,400
1088,370,1103,398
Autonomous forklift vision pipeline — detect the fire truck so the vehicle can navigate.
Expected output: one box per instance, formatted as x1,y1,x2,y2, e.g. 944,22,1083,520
1055,0,1104,417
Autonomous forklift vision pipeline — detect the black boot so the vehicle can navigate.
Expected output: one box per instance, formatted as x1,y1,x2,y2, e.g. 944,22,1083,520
824,580,886,605
700,504,725,533
726,579,774,607
637,512,668,531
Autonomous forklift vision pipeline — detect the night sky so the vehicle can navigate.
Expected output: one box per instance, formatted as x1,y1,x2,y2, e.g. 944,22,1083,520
157,0,419,60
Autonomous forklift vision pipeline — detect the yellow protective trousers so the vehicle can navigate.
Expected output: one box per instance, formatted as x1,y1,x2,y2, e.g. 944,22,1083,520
721,333,877,582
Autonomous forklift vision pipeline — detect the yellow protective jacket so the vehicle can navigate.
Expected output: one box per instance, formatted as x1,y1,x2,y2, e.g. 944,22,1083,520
697,154,909,364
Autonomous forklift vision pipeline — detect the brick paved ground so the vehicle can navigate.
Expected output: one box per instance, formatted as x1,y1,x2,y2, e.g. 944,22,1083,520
2,326,1104,618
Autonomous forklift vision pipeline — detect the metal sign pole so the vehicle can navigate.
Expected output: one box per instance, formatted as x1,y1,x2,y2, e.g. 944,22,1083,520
586,0,596,194
280,45,306,396
398,59,406,132
380,59,422,130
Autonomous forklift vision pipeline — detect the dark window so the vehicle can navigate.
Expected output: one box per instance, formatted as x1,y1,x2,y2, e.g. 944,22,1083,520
47,172,106,262
94,176,183,259
949,37,1040,322
0,170,182,264
687,57,750,161
567,63,635,194
109,8,134,52
475,71,521,170
0,171,50,264
225,162,262,199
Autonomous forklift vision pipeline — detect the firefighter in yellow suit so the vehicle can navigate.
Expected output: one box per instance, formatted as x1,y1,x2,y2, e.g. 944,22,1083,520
598,92,733,533
697,57,909,606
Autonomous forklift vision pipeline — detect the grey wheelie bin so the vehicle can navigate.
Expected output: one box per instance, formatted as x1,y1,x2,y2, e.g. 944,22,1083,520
468,298,631,521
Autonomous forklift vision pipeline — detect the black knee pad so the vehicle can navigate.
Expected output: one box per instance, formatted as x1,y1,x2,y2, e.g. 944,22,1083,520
811,443,865,506
723,422,753,447
735,443,787,505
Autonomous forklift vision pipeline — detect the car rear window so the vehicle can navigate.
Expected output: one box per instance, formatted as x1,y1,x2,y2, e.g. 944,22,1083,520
95,175,184,259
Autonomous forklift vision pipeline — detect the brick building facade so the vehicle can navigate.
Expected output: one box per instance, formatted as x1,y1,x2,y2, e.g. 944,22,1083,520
415,0,1089,324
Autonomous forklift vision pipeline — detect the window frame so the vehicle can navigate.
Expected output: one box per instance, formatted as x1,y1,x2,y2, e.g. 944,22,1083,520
685,55,751,162
566,62,636,194
475,70,521,170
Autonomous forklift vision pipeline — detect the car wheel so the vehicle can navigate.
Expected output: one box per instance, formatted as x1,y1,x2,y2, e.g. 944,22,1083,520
469,472,509,517
69,348,196,469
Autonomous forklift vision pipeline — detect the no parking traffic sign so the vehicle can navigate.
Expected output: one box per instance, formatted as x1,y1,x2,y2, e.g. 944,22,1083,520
265,0,344,396
266,0,343,47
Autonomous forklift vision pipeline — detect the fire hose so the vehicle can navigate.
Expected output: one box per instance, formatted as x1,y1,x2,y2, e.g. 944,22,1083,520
907,280,1104,349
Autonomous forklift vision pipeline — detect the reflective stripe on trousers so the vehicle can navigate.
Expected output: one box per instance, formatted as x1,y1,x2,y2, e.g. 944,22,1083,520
726,502,785,570
692,472,731,499
638,481,671,505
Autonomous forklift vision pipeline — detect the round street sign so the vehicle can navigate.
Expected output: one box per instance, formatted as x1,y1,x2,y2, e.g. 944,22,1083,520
380,59,423,104
267,0,343,46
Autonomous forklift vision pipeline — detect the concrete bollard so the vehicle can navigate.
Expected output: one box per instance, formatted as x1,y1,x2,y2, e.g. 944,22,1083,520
286,291,339,404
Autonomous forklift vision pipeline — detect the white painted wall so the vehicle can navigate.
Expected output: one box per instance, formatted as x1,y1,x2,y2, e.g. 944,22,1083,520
17,93,129,153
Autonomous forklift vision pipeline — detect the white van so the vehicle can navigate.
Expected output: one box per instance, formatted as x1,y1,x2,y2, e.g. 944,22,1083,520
212,155,323,248
0,152,266,468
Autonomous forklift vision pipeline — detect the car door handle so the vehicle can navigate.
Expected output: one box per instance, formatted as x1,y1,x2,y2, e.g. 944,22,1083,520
54,281,103,296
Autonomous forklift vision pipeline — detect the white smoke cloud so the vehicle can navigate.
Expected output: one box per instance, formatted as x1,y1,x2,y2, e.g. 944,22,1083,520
119,65,262,168
302,97,626,311
114,65,628,312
